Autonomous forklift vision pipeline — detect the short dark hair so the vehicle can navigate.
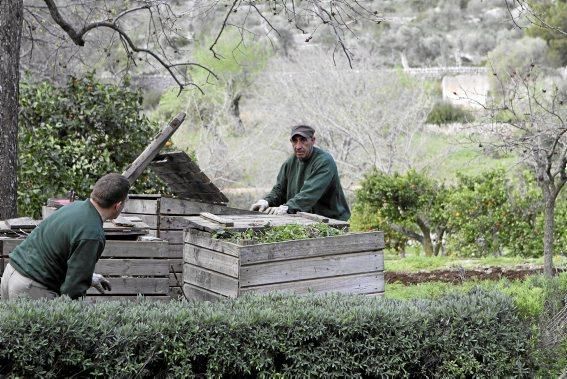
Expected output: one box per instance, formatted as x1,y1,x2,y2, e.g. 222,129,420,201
90,173,130,208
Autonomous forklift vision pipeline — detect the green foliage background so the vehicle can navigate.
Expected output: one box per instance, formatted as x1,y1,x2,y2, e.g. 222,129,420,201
18,74,168,218
352,168,567,257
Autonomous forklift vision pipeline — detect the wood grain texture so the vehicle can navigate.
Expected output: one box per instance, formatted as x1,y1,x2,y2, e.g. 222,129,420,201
184,245,239,278
183,265,238,297
102,241,169,258
95,259,169,276
86,277,169,295
182,283,226,302
238,232,385,264
240,251,384,286
240,272,385,295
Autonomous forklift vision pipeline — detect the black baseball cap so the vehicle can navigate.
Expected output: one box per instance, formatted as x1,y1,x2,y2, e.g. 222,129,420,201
291,125,315,139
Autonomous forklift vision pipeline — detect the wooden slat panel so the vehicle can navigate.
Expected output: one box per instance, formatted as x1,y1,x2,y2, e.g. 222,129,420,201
102,241,169,258
120,213,158,229
183,283,226,302
240,272,385,295
85,295,170,302
1,238,23,255
239,232,384,264
240,251,384,287
184,229,240,257
122,198,159,214
184,245,239,278
167,244,183,259
159,230,183,244
169,259,183,273
95,259,169,276
159,197,228,215
170,273,184,287
86,277,169,295
183,265,238,298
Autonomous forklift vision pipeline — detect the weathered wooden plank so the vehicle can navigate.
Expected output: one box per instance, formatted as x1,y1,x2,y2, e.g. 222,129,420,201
183,283,226,302
240,251,384,287
122,198,159,215
169,259,183,273
102,241,169,258
84,295,171,302
1,238,23,255
199,212,234,227
184,245,239,278
167,244,183,259
120,213,158,229
170,273,185,288
240,272,385,295
159,230,184,244
86,277,169,295
95,259,169,276
184,229,240,257
183,265,238,298
239,232,385,264
295,212,329,223
122,112,186,185
159,197,228,215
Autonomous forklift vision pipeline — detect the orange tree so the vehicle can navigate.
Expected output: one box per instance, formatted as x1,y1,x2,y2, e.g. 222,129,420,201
18,73,167,218
352,169,449,257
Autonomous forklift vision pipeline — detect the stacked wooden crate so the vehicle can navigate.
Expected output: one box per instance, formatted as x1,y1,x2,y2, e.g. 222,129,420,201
0,237,170,301
121,195,251,298
0,215,174,301
181,213,385,301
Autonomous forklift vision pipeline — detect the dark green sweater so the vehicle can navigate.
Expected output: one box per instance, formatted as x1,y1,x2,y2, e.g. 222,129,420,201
264,147,351,221
9,200,105,299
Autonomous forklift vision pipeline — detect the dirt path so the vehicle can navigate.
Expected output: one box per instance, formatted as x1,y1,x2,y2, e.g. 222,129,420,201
386,266,567,285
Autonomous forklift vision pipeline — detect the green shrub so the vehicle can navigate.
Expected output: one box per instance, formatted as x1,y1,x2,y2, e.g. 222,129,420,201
0,290,535,377
18,73,168,218
426,101,474,125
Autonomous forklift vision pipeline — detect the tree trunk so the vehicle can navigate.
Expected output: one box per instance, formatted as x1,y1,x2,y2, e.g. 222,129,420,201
543,196,556,278
416,217,434,256
0,0,23,219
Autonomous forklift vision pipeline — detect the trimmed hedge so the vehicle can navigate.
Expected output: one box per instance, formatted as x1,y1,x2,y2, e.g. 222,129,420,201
0,290,534,377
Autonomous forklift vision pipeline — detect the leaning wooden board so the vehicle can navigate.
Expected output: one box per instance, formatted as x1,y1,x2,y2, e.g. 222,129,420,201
182,225,384,302
0,238,172,301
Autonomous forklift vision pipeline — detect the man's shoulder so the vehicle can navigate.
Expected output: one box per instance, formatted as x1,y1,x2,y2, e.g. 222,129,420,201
312,147,336,165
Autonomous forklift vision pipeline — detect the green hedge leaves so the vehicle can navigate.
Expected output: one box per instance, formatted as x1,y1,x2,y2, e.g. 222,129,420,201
0,290,535,377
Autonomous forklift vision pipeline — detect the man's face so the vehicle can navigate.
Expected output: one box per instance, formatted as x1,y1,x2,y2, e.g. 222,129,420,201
291,135,315,161
110,198,127,220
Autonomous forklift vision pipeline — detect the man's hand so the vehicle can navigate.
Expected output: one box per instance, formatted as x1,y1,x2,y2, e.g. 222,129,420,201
250,199,269,212
264,205,289,215
91,273,112,294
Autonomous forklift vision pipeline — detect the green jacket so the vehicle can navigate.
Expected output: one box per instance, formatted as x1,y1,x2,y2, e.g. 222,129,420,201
265,147,351,221
9,200,105,299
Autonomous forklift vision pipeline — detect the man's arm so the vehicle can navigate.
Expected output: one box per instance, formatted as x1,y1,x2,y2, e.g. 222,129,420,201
60,239,104,299
285,160,334,212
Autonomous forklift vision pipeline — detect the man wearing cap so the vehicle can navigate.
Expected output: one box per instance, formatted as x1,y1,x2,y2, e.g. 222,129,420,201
250,125,350,221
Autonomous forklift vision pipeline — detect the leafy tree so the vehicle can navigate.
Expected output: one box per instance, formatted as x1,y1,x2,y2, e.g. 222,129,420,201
446,170,511,257
476,64,566,277
18,74,167,218
526,0,567,66
353,169,448,256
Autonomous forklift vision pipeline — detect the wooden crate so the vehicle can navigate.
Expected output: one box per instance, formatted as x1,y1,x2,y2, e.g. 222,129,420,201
0,238,174,301
121,194,252,298
183,228,385,301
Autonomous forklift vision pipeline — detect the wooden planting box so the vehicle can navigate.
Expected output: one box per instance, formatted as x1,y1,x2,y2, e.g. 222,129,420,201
182,214,384,301
120,194,251,298
0,238,173,301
